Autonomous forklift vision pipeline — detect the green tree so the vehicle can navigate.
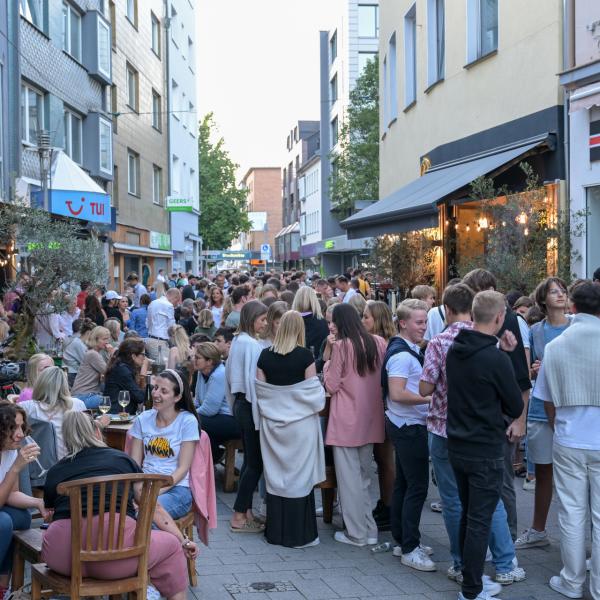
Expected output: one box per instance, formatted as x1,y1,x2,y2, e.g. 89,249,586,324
198,113,251,249
0,203,106,359
329,56,379,215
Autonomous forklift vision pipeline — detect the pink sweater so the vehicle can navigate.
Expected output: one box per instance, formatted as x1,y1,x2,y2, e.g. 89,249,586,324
324,335,386,447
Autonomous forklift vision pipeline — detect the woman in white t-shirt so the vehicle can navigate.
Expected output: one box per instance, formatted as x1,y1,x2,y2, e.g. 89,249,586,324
129,369,201,519
0,402,49,598
21,367,86,460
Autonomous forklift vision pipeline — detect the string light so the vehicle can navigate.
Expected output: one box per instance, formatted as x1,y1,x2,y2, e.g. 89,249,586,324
524,227,529,236
478,217,489,229
466,225,471,232
516,212,528,225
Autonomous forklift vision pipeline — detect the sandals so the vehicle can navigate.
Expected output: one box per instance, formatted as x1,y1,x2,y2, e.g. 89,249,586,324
229,520,265,533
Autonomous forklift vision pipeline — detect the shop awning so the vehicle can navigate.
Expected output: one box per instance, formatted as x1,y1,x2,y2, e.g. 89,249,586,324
275,222,299,238
112,242,173,258
341,135,553,239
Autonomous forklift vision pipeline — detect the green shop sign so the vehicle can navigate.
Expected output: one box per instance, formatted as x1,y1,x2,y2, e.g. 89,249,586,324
166,196,194,212
150,231,171,251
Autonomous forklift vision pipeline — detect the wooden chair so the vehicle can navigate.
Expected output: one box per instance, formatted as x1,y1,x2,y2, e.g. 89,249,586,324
30,473,172,600
223,438,243,493
12,528,43,590
315,466,337,524
174,511,197,587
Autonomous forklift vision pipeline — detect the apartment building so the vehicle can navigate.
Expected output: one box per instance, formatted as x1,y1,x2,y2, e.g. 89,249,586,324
316,0,379,275
166,0,200,274
560,0,600,278
343,0,565,286
298,154,322,269
109,0,170,289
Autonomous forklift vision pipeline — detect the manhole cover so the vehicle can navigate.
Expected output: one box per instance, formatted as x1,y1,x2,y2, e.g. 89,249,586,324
224,580,297,594
250,582,276,591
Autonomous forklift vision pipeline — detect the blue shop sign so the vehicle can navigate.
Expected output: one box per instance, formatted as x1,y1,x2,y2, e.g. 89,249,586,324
33,189,111,224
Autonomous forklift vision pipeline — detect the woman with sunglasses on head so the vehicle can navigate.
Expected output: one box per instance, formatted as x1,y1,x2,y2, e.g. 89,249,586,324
129,369,201,519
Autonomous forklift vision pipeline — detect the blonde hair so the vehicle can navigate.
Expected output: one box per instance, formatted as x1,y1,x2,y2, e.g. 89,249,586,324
365,300,396,341
154,281,166,299
327,297,341,307
472,290,507,324
32,366,74,414
348,293,367,316
87,326,110,349
104,318,121,342
271,310,305,356
169,324,190,364
396,299,429,324
221,295,234,323
258,284,278,301
291,286,323,318
195,342,222,365
411,285,436,301
197,309,214,329
63,411,106,457
261,301,288,341
26,353,53,388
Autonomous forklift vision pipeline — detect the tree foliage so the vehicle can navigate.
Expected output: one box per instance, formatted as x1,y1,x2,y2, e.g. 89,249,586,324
198,113,251,249
329,56,379,215
0,204,106,358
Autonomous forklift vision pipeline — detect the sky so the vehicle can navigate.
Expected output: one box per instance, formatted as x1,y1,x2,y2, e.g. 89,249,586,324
197,0,342,182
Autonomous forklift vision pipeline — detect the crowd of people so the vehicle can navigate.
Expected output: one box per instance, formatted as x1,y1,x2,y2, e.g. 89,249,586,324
0,264,598,600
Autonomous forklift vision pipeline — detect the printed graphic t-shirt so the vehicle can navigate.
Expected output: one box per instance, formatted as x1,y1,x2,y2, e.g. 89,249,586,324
130,409,200,487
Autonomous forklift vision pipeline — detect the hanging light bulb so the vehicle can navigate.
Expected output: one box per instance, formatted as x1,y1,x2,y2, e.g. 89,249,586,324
466,225,471,232
445,219,449,226
502,221,506,227
477,226,481,232
524,227,529,236
516,211,528,225
478,217,489,229
455,223,459,230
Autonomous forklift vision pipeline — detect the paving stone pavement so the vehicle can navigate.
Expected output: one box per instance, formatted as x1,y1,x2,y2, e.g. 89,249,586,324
189,462,595,600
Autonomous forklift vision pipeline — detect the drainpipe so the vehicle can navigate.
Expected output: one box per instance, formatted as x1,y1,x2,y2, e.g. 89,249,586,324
164,0,173,273
562,0,574,203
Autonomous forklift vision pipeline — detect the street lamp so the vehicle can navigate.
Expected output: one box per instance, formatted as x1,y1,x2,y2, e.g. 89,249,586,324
37,130,51,212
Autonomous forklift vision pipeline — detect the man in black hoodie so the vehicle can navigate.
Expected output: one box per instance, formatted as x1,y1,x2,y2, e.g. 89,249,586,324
447,291,524,600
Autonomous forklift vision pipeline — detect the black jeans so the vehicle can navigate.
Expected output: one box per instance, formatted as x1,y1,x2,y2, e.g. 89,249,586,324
386,419,429,553
449,451,504,600
233,395,263,514
201,413,241,461
502,440,518,541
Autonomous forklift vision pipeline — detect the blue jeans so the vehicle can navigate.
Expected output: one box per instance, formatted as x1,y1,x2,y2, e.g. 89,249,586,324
75,392,102,410
429,433,515,573
157,485,192,519
0,506,31,575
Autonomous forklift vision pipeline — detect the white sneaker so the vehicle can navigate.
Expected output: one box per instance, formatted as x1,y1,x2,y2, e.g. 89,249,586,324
522,477,536,491
458,592,500,600
495,567,526,585
334,531,365,547
447,565,461,580
430,501,443,513
549,575,583,599
485,547,492,562
393,543,433,557
294,537,320,549
366,537,378,545
514,528,549,549
586,558,591,571
147,584,161,600
454,573,502,596
400,546,436,572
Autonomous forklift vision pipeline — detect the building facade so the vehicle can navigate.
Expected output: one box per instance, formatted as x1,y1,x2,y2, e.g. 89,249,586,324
109,0,171,289
241,168,282,265
166,0,200,275
317,1,379,275
275,121,320,269
560,0,600,279
298,154,322,268
343,0,566,287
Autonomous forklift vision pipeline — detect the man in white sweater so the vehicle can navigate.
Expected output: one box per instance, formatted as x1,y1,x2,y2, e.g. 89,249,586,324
537,280,600,600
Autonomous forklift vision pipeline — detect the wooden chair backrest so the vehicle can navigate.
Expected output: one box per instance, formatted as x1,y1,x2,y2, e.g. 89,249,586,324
56,473,172,596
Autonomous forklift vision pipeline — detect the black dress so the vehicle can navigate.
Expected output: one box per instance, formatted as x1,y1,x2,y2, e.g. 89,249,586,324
257,346,318,548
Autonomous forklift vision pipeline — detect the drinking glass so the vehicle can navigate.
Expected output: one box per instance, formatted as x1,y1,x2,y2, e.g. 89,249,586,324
99,396,111,415
118,391,130,415
22,436,48,478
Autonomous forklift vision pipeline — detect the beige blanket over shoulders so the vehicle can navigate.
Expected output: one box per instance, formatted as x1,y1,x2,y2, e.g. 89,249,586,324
256,376,326,498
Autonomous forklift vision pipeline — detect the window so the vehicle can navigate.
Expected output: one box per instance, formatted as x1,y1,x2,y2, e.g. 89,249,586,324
152,90,161,130
63,109,82,163
109,1,116,49
358,4,379,38
330,116,339,149
99,118,112,175
126,0,137,26
152,165,162,205
587,186,600,277
358,51,376,74
21,84,44,144
330,31,337,64
126,63,138,111
427,0,445,85
382,55,389,127
20,0,43,29
330,74,338,104
97,18,111,78
404,4,417,107
127,150,139,195
151,12,161,57
171,79,179,119
172,155,180,194
112,165,118,208
467,0,498,62
62,2,82,61
388,33,398,121
110,84,118,132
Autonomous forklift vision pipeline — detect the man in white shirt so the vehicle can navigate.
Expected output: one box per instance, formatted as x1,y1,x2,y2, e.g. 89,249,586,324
337,276,357,303
127,273,147,309
145,288,181,361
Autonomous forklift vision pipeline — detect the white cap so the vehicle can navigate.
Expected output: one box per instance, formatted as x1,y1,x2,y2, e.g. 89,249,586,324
104,290,122,300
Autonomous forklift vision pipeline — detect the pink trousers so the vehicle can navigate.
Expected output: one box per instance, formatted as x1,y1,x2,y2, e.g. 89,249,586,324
41,516,188,597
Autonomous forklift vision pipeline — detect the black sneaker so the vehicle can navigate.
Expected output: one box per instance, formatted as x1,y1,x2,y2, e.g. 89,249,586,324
373,501,391,531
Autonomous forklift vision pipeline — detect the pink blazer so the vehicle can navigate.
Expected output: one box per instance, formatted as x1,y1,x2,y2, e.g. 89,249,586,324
324,335,386,447
124,429,217,546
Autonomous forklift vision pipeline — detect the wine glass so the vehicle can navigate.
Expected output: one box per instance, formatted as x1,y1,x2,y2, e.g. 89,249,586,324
99,396,111,415
118,391,130,417
22,436,48,478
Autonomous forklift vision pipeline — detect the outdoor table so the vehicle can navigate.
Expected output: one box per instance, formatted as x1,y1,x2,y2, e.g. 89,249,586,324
103,421,132,451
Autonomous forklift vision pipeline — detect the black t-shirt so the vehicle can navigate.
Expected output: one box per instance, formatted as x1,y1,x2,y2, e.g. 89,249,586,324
257,346,314,386
44,447,142,521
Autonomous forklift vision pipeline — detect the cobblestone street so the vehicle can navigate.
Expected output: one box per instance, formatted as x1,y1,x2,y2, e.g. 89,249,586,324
190,464,593,600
